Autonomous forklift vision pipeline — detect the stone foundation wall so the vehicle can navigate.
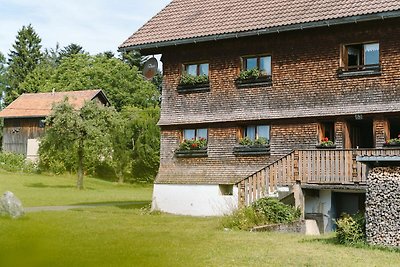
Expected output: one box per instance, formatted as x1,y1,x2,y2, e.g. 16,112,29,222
366,167,400,248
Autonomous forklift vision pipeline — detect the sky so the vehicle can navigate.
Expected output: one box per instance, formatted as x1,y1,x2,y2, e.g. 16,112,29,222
0,0,171,57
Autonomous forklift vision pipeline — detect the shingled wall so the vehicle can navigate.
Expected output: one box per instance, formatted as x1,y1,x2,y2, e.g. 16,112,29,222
156,18,400,185
159,18,400,126
157,124,317,184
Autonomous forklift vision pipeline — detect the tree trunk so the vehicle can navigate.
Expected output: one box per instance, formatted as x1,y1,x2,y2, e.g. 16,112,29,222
117,171,124,184
76,139,84,190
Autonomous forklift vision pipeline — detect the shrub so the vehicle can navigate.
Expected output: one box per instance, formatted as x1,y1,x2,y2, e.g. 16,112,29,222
336,213,366,245
222,197,300,230
0,152,37,173
238,68,261,80
179,74,209,86
178,138,207,151
252,198,301,224
319,137,334,147
238,137,269,146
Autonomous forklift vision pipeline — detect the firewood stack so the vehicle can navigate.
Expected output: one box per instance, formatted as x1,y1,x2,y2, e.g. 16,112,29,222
366,167,400,248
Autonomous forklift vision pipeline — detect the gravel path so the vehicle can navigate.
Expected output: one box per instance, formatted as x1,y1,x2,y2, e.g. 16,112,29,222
25,201,149,212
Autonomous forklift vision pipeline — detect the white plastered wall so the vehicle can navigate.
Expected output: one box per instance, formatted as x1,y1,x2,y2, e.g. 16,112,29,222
305,190,333,232
152,184,238,216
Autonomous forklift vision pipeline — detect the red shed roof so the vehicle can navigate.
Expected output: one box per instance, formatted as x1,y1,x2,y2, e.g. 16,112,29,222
119,0,400,50
0,90,109,118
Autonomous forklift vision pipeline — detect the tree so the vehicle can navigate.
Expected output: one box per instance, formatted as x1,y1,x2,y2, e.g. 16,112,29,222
0,52,7,102
6,24,43,104
121,106,160,182
19,60,55,94
120,50,148,70
44,43,61,67
59,43,85,60
22,53,159,110
39,100,115,189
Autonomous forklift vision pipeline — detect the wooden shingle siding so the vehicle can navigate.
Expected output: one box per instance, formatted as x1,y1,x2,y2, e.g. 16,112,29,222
157,123,321,184
159,19,400,126
155,19,400,185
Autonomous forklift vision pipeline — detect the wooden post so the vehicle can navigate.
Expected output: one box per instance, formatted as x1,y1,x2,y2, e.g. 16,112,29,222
352,150,358,182
237,181,245,208
293,150,300,182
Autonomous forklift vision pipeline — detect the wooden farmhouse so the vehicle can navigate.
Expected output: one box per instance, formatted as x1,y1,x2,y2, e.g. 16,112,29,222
120,0,400,232
0,90,109,161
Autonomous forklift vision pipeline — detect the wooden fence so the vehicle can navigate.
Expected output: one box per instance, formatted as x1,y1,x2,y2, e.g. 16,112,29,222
236,148,400,207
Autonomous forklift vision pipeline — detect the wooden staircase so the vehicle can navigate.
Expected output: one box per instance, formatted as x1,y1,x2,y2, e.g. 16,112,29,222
235,148,400,207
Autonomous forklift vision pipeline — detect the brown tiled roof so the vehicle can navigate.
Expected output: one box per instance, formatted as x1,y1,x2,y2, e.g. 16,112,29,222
0,90,107,118
120,0,400,50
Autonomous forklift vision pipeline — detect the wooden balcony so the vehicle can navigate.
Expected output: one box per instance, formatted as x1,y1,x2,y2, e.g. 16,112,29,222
236,148,400,207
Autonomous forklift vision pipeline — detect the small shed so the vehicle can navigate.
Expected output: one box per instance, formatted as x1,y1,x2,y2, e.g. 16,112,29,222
0,90,110,160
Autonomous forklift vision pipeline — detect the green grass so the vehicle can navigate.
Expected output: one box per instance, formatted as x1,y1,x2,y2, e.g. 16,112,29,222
0,171,399,267
1,207,400,267
0,170,152,206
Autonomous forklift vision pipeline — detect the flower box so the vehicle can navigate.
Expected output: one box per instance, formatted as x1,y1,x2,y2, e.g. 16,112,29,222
315,144,337,149
383,143,400,147
177,83,210,93
337,64,381,78
235,75,272,88
175,149,208,158
233,145,270,156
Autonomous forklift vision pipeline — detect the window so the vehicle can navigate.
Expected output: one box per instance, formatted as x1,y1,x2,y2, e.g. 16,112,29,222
343,42,379,70
39,119,45,128
184,63,209,76
318,122,335,143
219,185,233,196
183,128,208,141
234,125,271,155
243,55,271,76
243,125,270,141
388,118,400,140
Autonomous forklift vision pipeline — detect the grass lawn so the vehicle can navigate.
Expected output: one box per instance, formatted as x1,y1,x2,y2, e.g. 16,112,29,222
0,170,152,206
0,171,399,266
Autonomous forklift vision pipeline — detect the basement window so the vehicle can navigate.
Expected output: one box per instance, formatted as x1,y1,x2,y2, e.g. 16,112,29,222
219,184,233,196
338,42,380,77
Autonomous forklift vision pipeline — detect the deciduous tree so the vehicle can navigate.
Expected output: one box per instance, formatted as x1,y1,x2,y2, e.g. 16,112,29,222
22,53,159,110
39,100,115,189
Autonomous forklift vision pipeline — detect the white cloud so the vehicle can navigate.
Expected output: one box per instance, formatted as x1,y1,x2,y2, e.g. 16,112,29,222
0,0,171,56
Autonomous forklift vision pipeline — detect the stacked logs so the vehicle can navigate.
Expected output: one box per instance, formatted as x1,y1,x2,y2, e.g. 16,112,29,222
366,167,400,248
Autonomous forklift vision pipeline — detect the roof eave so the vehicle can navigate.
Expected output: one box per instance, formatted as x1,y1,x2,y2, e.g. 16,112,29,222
1,115,47,119
119,10,400,53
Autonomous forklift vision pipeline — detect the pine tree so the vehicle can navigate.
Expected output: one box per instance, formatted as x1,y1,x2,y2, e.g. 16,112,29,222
59,43,85,61
0,52,7,98
6,24,43,104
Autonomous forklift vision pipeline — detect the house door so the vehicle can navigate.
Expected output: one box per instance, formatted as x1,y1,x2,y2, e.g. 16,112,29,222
345,119,374,148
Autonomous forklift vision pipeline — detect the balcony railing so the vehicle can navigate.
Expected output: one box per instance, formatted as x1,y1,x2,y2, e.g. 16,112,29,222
236,148,400,207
